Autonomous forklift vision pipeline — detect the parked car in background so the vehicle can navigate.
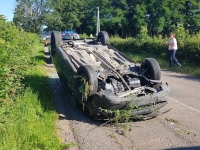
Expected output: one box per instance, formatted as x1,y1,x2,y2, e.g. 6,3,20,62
60,30,80,40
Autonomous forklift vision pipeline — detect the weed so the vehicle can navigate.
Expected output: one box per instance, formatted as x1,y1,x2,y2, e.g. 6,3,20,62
79,77,89,100
165,118,181,124
74,75,89,101
74,75,90,112
65,142,77,148
108,103,138,136
185,130,192,135
169,143,177,148
109,134,116,138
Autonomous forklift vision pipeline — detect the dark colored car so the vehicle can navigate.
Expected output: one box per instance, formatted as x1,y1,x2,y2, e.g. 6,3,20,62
50,31,170,119
60,30,80,40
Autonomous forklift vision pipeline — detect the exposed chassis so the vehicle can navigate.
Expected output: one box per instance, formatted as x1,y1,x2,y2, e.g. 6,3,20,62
86,84,169,119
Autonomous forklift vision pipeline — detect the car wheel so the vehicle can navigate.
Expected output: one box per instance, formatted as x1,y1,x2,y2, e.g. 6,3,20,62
74,65,98,104
51,31,62,51
140,58,161,80
97,31,110,45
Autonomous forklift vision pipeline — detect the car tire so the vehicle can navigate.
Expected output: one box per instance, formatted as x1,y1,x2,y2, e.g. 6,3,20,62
51,31,61,51
74,65,98,104
140,58,161,80
97,31,110,45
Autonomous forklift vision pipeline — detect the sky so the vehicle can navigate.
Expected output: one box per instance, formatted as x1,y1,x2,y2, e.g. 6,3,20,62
0,0,15,21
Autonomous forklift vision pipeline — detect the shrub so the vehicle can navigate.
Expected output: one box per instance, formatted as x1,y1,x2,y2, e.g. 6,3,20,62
0,19,69,149
110,32,200,64
0,18,38,100
178,34,200,62
79,33,89,38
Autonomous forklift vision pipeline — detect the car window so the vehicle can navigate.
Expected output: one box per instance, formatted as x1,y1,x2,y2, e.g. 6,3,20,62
60,30,78,35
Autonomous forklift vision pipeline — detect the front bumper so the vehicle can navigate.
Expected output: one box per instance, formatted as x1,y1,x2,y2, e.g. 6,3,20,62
86,84,170,118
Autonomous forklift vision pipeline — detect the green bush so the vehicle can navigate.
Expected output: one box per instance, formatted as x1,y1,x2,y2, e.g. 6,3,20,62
177,34,200,62
0,18,69,149
110,36,135,52
79,33,89,38
110,32,200,64
0,18,38,100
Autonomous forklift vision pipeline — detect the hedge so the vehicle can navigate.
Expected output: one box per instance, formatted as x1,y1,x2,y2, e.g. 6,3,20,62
0,18,38,100
110,33,200,64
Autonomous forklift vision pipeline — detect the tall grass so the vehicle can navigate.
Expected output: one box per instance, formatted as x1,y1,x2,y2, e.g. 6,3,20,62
0,44,71,149
1,88,61,149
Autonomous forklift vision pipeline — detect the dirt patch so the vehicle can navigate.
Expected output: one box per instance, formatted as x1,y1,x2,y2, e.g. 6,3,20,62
44,47,79,150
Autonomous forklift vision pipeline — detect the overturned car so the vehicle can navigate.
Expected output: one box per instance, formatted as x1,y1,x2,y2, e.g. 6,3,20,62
50,31,169,119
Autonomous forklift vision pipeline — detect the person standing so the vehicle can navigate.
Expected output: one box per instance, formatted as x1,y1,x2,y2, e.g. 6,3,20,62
166,32,181,67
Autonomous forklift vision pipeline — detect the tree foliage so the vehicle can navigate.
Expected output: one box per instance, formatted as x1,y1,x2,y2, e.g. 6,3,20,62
13,0,200,36
13,0,47,33
44,0,86,31
77,0,200,36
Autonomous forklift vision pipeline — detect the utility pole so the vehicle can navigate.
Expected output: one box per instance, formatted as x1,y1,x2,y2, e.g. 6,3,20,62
96,6,100,36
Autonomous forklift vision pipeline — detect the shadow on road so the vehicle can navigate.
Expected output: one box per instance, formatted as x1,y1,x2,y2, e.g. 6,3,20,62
165,146,200,150
161,69,200,82
50,73,107,128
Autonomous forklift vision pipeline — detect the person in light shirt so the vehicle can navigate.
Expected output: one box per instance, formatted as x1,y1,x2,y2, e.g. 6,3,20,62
166,32,181,67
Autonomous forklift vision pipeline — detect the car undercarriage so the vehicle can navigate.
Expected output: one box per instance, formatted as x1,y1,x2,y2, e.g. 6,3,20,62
50,31,170,120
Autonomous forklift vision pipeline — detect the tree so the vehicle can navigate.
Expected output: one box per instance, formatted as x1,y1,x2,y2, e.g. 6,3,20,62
15,0,198,36
13,0,47,33
182,0,200,33
44,0,85,31
77,0,129,36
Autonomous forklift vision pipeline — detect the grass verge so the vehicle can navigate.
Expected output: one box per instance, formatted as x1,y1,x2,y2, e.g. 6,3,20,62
110,36,200,78
121,51,200,78
0,44,73,150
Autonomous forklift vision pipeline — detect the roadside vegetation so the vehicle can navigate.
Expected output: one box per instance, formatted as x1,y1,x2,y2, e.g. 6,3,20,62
12,0,200,76
0,18,70,149
110,26,200,77
13,0,200,37
0,0,199,148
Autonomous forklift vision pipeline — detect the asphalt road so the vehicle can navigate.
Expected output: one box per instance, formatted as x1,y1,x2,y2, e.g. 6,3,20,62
45,47,200,150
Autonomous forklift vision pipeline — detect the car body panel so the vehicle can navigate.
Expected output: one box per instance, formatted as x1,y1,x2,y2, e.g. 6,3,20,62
52,46,75,90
